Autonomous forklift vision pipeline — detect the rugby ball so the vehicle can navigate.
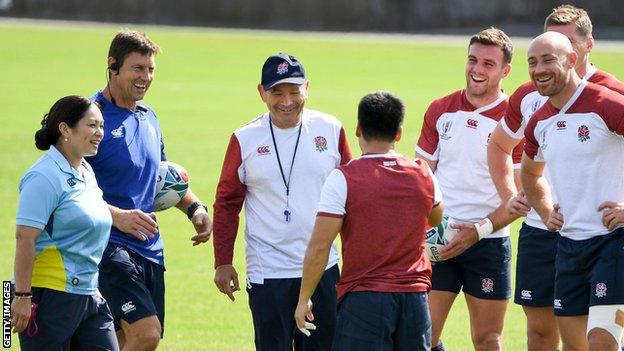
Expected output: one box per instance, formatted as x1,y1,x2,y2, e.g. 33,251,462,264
425,215,458,262
154,161,189,212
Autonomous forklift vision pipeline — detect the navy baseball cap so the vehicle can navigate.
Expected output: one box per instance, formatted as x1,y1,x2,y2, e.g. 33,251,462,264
261,53,307,90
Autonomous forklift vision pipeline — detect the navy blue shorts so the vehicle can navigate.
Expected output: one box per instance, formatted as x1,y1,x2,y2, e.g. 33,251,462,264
554,229,624,316
18,287,118,351
514,223,559,307
98,243,165,334
247,264,339,351
431,237,511,300
331,291,431,351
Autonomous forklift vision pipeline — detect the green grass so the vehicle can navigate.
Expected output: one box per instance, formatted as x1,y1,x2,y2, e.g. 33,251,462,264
1,20,624,350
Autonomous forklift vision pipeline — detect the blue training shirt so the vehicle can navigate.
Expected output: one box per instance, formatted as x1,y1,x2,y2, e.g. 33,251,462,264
16,146,112,295
86,91,166,266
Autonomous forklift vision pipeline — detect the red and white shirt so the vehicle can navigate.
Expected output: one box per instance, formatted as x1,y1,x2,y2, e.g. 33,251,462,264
213,109,351,283
524,81,624,239
317,152,441,300
502,67,624,229
416,90,511,238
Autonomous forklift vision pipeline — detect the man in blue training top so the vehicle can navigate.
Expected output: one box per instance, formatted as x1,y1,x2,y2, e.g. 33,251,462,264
86,30,212,351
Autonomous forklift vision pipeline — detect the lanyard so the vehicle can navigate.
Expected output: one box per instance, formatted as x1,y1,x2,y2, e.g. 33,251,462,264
269,116,303,222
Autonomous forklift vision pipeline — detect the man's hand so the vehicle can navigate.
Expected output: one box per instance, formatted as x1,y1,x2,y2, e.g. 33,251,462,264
506,191,531,216
545,203,564,231
294,299,316,337
598,201,624,231
214,264,240,301
110,207,157,241
439,223,479,260
11,298,31,333
190,208,212,246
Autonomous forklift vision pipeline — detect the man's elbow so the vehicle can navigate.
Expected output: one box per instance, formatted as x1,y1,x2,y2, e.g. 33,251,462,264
428,203,444,227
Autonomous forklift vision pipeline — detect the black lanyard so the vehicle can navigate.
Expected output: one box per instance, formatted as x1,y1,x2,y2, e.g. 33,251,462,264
269,116,303,222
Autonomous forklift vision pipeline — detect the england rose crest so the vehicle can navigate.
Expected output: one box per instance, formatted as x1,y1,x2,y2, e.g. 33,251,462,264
277,62,289,75
578,125,590,142
314,136,328,152
595,283,607,298
481,278,494,293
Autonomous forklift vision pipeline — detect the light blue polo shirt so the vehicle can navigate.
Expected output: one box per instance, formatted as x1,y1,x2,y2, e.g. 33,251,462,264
16,146,112,295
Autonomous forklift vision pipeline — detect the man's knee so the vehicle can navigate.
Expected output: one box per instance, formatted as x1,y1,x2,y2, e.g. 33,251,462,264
587,328,617,351
121,317,162,350
527,329,559,351
587,305,624,351
472,331,502,351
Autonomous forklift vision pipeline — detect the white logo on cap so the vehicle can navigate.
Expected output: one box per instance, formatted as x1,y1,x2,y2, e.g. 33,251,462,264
277,62,289,75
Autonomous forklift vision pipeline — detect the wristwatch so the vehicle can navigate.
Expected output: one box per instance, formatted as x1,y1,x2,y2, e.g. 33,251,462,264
186,202,207,220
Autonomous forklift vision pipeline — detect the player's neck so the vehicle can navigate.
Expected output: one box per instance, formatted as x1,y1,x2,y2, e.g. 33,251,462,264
574,60,592,79
270,114,302,129
466,88,503,109
359,140,395,155
551,74,583,109
103,83,138,110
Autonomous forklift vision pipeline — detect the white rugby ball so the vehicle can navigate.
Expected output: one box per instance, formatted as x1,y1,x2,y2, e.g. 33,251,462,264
425,215,458,262
154,161,189,212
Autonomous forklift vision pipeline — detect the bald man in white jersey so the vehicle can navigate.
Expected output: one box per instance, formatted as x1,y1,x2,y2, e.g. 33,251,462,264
488,6,624,350
522,31,624,351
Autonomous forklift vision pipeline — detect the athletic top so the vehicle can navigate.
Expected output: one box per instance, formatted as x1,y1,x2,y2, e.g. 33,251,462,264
501,67,624,229
213,109,351,284
416,89,511,238
86,91,166,266
16,146,112,295
318,152,441,300
524,81,624,239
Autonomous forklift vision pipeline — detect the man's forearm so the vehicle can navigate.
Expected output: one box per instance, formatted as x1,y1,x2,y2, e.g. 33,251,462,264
488,139,518,203
522,173,554,224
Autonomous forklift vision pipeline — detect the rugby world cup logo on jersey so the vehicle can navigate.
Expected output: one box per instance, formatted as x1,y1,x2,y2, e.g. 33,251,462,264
595,283,607,298
481,278,494,293
466,119,479,129
257,145,271,156
440,121,453,140
277,62,289,75
314,136,328,152
578,125,590,142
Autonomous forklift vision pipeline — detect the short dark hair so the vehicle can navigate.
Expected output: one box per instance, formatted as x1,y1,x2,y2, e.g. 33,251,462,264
358,91,404,142
34,96,97,150
108,30,161,72
469,27,514,65
544,4,593,38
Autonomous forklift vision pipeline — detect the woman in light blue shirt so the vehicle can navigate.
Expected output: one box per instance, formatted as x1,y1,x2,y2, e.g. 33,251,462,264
11,95,119,350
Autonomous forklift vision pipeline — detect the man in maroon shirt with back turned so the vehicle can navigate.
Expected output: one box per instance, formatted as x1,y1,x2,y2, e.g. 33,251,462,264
294,91,444,350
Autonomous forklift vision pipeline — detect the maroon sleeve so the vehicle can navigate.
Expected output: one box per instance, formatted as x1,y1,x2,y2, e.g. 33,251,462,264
512,139,525,164
416,101,442,156
504,86,528,135
590,70,624,96
600,93,624,136
338,127,352,165
523,116,540,160
212,134,246,267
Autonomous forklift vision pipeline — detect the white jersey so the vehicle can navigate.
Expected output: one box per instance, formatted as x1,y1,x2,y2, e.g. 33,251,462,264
503,67,624,230
213,109,351,283
416,89,510,238
525,81,624,239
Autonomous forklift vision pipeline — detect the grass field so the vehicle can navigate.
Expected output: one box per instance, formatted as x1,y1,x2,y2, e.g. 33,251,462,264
1,19,624,350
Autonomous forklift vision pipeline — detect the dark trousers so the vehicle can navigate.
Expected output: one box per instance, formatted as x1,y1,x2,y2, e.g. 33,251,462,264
247,265,339,351
332,291,431,351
